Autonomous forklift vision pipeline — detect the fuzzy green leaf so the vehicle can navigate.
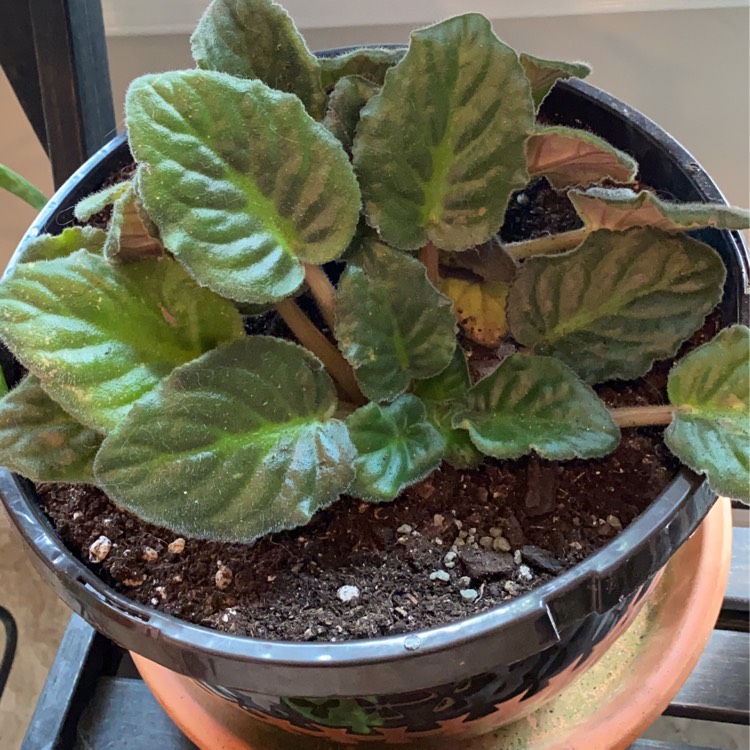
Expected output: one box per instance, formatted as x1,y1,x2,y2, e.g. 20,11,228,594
95,337,356,542
353,14,534,251
0,374,102,483
569,187,750,232
190,0,326,118
0,164,47,210
519,53,591,109
665,326,750,501
17,226,106,264
104,183,164,262
526,126,638,188
335,239,456,402
413,348,483,469
320,47,406,89
0,251,244,432
439,276,509,348
74,181,131,222
323,75,379,153
346,395,445,502
507,227,727,384
454,354,619,459
126,70,360,304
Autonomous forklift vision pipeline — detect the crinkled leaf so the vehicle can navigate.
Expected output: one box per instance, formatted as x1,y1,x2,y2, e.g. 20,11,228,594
320,47,405,89
438,237,517,283
570,187,750,232
346,394,445,502
519,53,591,110
17,226,106,264
335,239,456,402
0,164,47,210
413,348,483,468
104,183,164,262
507,227,727,384
323,75,379,153
126,70,360,304
0,250,244,432
190,0,326,118
0,374,102,483
95,337,356,542
665,326,750,500
454,354,620,459
354,14,534,251
439,276,509,348
74,181,130,222
526,126,638,188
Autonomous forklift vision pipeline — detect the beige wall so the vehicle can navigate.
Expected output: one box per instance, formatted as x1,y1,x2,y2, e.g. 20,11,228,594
1,7,748,268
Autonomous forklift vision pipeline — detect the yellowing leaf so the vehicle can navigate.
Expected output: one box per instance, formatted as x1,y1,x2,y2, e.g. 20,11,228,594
439,276,509,347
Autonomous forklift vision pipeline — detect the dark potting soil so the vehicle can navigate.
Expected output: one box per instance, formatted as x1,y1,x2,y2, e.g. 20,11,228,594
36,168,723,641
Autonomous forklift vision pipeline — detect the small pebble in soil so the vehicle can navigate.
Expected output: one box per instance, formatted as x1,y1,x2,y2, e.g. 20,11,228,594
457,576,471,588
433,514,445,527
460,588,479,603
122,576,145,588
598,523,615,538
521,545,564,575
155,586,166,600
504,581,520,595
443,551,458,569
489,527,503,538
72,511,82,521
461,547,514,579
336,585,361,603
514,550,522,564
479,536,493,549
607,515,623,530
215,564,233,590
492,536,511,552
88,535,112,563
167,538,186,555
429,570,451,583
517,565,533,582
397,524,413,535
141,546,158,563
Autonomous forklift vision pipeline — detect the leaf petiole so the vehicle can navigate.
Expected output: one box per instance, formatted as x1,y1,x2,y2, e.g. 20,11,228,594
506,227,589,260
609,404,675,428
304,263,338,331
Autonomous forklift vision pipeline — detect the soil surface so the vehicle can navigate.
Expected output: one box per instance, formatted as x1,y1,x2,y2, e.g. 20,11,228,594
36,170,724,642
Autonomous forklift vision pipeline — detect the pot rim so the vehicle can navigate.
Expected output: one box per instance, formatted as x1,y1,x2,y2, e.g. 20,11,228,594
1,77,746,696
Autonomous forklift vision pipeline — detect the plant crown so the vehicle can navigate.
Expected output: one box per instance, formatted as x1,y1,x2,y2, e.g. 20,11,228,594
0,0,748,542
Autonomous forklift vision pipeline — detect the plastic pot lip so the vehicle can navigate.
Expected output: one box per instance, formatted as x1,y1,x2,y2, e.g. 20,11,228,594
1,76,747,689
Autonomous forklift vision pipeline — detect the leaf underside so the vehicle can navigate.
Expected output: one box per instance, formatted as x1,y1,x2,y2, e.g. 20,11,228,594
507,227,727,384
519,53,591,110
353,14,534,251
17,226,106,264
0,251,244,432
335,239,457,402
665,325,750,501
439,275,509,348
190,0,326,118
454,353,620,460
323,75,379,153
569,187,750,232
526,126,638,188
320,47,406,89
0,374,102,483
126,70,360,304
95,337,356,542
346,394,445,502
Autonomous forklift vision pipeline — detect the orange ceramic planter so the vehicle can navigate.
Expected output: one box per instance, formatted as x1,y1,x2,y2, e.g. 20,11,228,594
132,498,731,750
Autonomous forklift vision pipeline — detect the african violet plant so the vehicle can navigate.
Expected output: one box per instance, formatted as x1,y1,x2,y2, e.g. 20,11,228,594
0,0,748,544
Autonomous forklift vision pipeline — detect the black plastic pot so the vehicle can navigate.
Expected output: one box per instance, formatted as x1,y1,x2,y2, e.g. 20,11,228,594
1,78,747,745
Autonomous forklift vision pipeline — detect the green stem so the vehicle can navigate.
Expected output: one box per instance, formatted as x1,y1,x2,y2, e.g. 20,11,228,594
506,227,589,260
610,404,675,428
304,263,337,331
0,164,47,210
419,242,439,285
274,298,365,405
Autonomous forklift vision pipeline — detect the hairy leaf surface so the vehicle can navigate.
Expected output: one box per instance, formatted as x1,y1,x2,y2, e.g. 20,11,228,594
439,276,509,347
507,227,727,383
570,187,750,232
354,14,534,251
454,354,619,459
74,181,130,222
190,0,326,118
95,337,356,541
320,47,405,89
0,374,102,482
127,70,360,303
413,348,483,468
346,395,445,501
519,53,591,109
526,126,637,188
335,240,456,402
323,75,379,153
665,326,750,500
0,251,244,432
17,226,106,264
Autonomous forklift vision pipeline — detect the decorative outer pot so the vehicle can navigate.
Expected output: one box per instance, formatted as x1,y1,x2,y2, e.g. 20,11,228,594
0,78,747,746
